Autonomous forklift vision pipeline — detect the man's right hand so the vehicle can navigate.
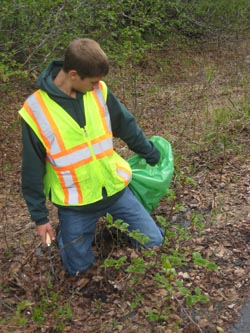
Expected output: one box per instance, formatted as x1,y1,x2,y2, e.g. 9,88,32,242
36,222,55,245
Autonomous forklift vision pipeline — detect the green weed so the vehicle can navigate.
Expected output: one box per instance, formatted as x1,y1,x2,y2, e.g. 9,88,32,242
102,214,218,325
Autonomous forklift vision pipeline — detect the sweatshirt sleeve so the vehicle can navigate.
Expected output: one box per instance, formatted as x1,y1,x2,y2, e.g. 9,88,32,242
21,119,49,225
106,90,160,165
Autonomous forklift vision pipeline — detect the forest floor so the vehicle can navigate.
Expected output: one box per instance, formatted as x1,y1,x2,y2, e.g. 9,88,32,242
0,38,250,333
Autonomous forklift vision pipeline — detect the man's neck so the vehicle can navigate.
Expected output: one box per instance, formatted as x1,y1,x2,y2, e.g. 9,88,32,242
53,69,77,98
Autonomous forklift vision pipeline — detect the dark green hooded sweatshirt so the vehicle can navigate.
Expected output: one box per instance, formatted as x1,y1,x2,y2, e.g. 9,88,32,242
21,61,160,225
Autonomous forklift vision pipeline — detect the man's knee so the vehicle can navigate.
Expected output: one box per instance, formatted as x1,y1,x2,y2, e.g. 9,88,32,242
144,229,163,248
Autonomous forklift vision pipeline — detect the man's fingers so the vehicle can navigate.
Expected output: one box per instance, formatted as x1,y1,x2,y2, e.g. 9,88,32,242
47,226,56,242
36,223,55,244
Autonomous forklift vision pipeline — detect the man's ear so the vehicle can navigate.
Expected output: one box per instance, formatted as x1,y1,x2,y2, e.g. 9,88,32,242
68,70,78,80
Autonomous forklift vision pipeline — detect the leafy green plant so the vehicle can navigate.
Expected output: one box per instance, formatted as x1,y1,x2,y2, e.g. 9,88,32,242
190,211,206,235
177,281,209,307
146,308,168,322
130,293,144,309
15,300,33,326
30,289,73,331
102,256,128,270
185,288,209,307
126,258,146,274
105,213,150,245
192,252,218,271
101,213,218,325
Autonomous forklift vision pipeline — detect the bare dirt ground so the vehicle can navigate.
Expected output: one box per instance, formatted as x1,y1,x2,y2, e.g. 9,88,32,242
0,38,250,333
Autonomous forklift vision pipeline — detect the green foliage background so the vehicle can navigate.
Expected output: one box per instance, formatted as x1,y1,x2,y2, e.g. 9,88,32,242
1,0,250,79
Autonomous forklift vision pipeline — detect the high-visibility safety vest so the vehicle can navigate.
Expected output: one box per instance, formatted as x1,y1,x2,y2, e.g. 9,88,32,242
19,81,132,206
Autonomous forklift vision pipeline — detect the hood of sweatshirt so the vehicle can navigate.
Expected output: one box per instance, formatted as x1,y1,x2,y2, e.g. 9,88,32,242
36,60,66,98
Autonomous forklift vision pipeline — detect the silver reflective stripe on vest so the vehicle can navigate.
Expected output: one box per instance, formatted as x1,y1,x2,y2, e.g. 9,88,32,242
117,168,131,183
94,88,112,133
26,94,61,154
49,146,92,167
92,136,113,156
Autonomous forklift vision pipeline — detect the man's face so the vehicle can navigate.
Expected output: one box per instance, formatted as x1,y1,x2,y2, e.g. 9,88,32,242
72,73,102,93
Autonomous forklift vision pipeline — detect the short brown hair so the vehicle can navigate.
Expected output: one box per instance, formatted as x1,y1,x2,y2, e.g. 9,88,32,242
63,38,109,78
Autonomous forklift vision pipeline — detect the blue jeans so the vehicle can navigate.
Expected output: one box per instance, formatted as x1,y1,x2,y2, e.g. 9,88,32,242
57,187,163,275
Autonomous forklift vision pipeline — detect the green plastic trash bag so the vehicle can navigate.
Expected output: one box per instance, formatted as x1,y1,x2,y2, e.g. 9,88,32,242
128,136,174,213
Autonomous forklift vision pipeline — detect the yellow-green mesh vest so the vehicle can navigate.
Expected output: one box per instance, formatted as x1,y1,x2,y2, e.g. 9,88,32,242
19,81,132,206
